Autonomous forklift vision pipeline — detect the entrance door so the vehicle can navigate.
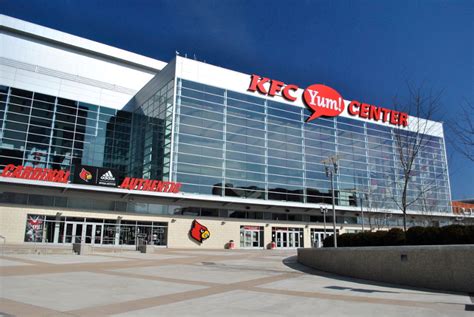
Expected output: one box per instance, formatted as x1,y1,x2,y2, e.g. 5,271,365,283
64,222,83,243
85,224,103,244
312,232,321,248
276,231,289,248
311,231,334,248
276,231,282,248
290,232,300,248
252,231,260,248
276,230,302,249
241,228,261,248
94,224,103,244
65,222,103,244
288,231,294,248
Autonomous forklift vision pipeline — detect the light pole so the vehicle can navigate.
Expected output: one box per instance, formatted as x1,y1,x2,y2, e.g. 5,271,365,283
320,206,327,237
323,155,338,248
359,193,364,232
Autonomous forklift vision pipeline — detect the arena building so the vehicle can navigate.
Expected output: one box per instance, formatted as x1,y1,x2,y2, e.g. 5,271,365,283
0,15,462,249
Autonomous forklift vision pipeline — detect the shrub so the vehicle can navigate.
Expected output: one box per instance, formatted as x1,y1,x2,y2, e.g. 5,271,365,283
383,228,406,245
439,225,468,244
323,234,335,247
406,226,442,245
321,225,474,248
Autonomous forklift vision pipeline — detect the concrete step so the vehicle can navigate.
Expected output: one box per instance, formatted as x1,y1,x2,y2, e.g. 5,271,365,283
0,243,142,255
87,245,140,253
0,244,74,255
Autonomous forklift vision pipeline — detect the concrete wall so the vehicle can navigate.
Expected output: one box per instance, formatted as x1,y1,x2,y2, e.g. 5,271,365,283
298,245,474,293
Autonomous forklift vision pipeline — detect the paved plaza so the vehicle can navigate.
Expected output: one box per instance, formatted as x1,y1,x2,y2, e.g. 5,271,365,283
0,249,472,316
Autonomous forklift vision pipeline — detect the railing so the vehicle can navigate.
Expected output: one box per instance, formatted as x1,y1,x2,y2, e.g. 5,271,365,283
0,235,5,256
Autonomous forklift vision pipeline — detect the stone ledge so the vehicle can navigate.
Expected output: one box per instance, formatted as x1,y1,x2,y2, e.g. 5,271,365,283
298,244,474,293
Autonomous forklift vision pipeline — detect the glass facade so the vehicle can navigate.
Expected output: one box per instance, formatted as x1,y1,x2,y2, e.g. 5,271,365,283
129,80,174,181
0,86,131,176
0,78,451,215
23,213,168,246
173,79,451,213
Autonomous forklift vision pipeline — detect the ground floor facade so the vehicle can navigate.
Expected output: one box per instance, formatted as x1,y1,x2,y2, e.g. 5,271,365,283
0,205,344,249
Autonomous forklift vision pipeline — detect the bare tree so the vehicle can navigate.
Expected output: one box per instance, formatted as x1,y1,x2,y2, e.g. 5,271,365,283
391,85,443,231
418,184,442,226
448,100,474,162
357,185,395,231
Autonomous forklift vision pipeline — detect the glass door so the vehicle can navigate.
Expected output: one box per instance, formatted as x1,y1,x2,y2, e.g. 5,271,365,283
85,224,104,245
276,231,282,248
65,223,73,243
252,231,260,248
64,222,83,243
312,232,320,248
85,224,93,244
75,224,83,243
240,227,262,248
94,224,103,244
275,229,303,248
288,232,294,248
276,231,289,248
244,230,252,248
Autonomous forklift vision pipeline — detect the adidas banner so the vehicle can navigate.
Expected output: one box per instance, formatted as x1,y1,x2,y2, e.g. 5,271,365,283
97,167,119,187
72,165,120,187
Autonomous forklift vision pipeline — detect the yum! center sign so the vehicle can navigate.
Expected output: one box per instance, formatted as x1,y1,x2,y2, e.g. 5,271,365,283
248,74,408,127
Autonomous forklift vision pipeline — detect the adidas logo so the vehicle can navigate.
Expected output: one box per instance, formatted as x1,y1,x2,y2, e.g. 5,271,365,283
100,171,115,181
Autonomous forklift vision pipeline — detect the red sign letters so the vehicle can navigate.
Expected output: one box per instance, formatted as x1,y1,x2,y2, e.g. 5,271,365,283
1,164,70,183
248,74,298,102
119,177,181,193
348,101,408,127
247,74,409,126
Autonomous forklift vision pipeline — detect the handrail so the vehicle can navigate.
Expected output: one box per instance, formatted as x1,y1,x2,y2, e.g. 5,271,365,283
0,235,5,256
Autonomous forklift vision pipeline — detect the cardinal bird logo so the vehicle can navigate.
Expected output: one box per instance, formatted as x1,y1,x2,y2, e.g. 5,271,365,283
79,168,93,182
189,220,210,243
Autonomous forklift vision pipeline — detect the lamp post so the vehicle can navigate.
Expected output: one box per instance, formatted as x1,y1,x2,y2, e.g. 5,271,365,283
323,155,339,248
359,193,365,232
320,206,327,237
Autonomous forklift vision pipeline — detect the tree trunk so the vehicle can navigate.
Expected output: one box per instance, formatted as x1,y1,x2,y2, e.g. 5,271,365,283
402,177,409,231
402,208,407,232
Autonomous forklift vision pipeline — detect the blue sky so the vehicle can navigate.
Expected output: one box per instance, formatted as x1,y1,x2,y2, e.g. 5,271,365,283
2,0,473,199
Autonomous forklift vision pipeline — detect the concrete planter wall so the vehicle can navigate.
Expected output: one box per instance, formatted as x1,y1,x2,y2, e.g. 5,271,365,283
298,245,474,293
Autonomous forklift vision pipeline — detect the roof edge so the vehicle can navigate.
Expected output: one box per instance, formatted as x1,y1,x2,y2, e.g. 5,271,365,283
0,14,167,72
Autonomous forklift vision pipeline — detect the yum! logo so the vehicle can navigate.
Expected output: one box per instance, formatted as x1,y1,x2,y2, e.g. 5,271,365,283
303,84,344,122
248,75,344,122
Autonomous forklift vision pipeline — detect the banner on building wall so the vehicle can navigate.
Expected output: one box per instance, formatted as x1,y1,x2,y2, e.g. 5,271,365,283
1,163,180,194
24,214,44,242
72,165,119,187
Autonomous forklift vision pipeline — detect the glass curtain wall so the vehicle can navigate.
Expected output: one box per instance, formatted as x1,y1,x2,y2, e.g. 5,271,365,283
0,82,451,214
129,80,174,180
0,86,131,175
173,79,451,213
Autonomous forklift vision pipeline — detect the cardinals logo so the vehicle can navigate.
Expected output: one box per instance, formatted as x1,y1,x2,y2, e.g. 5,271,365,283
79,168,93,182
189,220,210,243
